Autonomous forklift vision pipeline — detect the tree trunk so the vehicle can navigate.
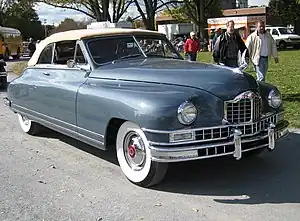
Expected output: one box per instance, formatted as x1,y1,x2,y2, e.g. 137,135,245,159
199,0,205,39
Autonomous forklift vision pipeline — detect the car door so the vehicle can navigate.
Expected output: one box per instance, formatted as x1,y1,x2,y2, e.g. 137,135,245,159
32,40,89,133
271,28,280,45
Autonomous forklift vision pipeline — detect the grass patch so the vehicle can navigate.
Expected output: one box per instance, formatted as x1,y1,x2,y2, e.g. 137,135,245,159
195,50,300,128
11,61,28,76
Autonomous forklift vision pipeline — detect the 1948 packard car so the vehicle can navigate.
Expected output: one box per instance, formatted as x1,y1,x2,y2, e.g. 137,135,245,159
4,28,289,187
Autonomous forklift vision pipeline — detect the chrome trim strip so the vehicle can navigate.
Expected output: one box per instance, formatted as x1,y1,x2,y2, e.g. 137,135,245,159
15,108,105,146
12,104,105,138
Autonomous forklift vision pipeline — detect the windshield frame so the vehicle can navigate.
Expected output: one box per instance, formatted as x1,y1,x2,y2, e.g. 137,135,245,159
84,34,183,66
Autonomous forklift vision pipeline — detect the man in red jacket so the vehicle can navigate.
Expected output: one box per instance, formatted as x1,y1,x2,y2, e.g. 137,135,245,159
184,31,200,61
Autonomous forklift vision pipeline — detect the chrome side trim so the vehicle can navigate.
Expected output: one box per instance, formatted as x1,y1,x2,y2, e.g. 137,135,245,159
12,104,104,138
15,109,105,147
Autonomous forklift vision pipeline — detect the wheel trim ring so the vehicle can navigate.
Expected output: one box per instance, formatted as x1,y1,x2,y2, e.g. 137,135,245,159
123,131,147,171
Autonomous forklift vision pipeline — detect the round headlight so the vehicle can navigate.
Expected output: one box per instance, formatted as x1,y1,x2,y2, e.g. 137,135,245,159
177,101,197,125
268,89,282,108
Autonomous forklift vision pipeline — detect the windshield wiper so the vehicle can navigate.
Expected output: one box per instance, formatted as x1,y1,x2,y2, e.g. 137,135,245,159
112,54,144,63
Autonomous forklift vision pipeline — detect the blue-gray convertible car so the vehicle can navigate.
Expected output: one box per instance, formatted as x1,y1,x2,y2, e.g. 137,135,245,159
4,28,289,187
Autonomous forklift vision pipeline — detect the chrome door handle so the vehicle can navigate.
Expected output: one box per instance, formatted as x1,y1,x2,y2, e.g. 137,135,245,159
43,72,50,76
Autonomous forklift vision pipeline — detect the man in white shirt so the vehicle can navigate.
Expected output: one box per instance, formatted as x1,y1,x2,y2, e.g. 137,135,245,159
245,20,279,81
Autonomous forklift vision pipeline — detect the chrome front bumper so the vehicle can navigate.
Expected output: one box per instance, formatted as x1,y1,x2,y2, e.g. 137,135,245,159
144,113,289,163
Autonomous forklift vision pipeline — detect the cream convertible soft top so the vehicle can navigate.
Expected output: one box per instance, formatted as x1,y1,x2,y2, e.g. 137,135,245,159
28,28,165,66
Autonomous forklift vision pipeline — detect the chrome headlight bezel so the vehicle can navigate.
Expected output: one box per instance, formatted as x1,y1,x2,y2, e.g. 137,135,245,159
177,101,197,125
268,89,282,108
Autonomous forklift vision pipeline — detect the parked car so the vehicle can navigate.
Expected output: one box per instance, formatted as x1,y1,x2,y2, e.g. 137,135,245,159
266,26,300,49
4,28,289,187
22,41,30,57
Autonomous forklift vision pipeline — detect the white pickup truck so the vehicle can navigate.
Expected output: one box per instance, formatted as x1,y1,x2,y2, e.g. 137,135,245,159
265,26,300,49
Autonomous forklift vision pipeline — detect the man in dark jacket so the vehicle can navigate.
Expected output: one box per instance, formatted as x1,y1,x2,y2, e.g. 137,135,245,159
28,38,36,57
213,20,249,68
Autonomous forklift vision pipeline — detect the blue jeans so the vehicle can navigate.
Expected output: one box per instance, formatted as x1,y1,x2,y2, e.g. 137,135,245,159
188,52,197,61
255,56,269,81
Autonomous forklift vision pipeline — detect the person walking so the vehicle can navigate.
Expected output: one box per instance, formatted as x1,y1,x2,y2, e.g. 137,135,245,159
213,20,249,68
211,28,222,51
28,38,36,57
245,20,279,81
184,31,200,61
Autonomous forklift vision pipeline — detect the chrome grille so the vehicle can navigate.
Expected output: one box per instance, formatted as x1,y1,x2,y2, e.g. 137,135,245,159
224,91,261,124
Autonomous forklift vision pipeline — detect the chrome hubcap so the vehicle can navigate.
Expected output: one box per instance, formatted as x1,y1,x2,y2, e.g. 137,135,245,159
123,131,146,171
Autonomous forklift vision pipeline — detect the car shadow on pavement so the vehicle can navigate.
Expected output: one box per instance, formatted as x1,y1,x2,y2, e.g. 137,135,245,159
37,128,119,165
37,128,300,205
153,132,300,205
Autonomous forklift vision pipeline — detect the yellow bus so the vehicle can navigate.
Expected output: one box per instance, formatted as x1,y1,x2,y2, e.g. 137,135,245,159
0,26,23,61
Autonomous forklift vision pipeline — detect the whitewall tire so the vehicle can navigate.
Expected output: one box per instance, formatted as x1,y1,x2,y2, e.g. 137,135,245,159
18,113,42,135
116,121,168,187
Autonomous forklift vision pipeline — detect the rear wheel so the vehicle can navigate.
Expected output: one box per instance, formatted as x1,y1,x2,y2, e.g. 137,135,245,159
17,113,42,135
279,41,286,50
116,121,168,187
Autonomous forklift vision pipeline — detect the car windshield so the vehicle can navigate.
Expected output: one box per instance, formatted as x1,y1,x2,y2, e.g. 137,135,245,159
278,28,294,35
86,35,182,65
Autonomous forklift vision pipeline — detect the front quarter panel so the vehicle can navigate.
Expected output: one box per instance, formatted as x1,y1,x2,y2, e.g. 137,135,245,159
76,78,224,144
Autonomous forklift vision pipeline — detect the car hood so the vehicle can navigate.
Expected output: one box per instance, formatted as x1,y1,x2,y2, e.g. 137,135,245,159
90,58,258,100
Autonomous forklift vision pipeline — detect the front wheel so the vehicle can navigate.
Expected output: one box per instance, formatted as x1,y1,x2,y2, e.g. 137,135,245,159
116,121,168,187
17,113,42,135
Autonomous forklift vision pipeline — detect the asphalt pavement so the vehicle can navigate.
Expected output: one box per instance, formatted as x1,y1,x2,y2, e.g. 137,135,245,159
0,59,300,221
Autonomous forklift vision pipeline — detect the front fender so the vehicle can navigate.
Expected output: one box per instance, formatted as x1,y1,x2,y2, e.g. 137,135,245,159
76,78,224,142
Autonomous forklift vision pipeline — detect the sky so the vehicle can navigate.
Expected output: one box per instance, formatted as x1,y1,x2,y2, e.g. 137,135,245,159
34,0,270,26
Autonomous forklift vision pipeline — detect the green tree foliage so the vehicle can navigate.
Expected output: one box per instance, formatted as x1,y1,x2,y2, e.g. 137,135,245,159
164,0,222,37
50,18,92,34
269,0,300,26
37,0,133,22
1,0,44,40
